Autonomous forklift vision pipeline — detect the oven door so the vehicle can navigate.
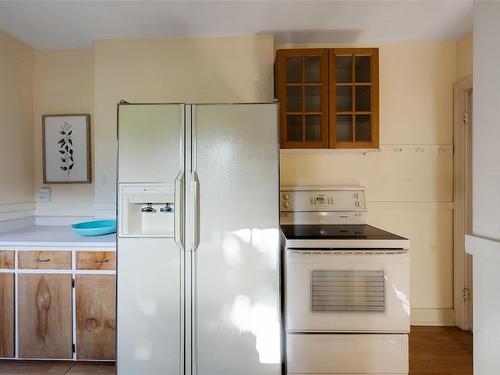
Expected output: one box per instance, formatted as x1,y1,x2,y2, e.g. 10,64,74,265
285,249,410,333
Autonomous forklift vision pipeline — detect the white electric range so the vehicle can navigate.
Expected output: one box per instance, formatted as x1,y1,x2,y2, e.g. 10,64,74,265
281,186,410,375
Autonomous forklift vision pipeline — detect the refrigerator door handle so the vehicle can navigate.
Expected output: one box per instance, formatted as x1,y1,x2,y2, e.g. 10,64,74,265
192,171,200,251
174,170,184,250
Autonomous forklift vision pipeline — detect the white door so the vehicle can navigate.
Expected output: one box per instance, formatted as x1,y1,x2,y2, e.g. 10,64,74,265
189,104,281,375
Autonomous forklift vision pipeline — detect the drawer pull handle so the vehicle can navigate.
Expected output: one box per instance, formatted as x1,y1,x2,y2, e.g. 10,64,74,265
94,259,109,264
35,258,51,263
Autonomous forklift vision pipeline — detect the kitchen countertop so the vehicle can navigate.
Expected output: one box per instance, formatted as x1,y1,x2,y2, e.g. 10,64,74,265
0,225,116,250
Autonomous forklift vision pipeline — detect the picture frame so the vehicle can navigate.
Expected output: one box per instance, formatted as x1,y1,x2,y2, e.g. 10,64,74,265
42,114,92,183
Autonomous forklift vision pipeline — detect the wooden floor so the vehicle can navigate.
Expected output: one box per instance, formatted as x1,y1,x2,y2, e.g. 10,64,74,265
0,326,472,374
410,326,473,375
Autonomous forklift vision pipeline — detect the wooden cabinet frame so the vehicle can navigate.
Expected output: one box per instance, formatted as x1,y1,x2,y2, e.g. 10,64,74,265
0,248,116,361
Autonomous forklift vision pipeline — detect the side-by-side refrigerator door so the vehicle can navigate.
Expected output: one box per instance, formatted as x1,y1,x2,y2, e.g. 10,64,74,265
190,104,281,375
117,103,185,375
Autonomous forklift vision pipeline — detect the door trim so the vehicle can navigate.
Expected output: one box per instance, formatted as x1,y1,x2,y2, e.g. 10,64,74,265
453,76,473,331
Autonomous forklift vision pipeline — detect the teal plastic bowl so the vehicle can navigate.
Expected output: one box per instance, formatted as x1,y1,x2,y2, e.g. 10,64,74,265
71,219,117,236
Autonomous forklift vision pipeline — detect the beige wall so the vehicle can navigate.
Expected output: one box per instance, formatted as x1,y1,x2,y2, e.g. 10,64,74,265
93,36,275,215
279,42,457,324
0,31,34,220
457,33,473,81
0,32,474,326
33,49,95,216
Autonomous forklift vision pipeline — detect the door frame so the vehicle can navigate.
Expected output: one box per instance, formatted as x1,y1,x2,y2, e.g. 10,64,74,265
453,76,473,331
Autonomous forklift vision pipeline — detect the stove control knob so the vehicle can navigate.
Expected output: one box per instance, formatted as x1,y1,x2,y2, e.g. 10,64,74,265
283,201,290,208
354,193,359,199
355,201,360,208
283,193,290,200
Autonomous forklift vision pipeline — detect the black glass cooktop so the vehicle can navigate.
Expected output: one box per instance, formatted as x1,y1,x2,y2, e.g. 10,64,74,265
280,224,407,240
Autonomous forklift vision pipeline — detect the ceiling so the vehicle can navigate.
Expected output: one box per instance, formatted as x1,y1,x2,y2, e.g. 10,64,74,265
0,1,473,49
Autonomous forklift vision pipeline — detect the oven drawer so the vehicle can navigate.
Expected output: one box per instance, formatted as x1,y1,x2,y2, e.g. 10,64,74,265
286,250,410,332
287,333,408,374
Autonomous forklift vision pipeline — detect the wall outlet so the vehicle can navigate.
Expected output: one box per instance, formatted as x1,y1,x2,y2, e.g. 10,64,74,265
38,187,51,202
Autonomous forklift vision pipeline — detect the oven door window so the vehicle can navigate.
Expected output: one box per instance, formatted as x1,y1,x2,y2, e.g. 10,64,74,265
311,270,385,313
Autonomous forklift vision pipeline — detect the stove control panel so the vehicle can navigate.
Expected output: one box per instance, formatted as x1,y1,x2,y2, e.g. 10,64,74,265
280,187,366,212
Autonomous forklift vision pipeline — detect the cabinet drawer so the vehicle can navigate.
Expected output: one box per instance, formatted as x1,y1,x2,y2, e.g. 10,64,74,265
0,250,14,269
19,251,71,270
76,251,116,270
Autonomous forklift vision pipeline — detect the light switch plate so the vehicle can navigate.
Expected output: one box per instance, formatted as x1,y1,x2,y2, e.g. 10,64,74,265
38,187,51,202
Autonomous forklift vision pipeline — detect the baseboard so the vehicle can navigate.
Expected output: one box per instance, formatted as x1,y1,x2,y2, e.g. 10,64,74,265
411,308,455,326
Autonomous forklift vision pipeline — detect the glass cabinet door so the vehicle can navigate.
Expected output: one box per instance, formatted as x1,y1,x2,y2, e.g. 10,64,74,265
330,48,379,148
277,49,329,148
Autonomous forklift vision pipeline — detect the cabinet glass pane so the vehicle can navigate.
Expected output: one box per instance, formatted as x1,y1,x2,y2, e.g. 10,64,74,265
355,86,371,112
336,86,352,112
305,86,321,112
286,57,302,83
336,115,353,141
355,56,371,82
287,115,303,142
304,56,321,82
355,115,371,141
336,56,352,83
287,86,302,112
305,115,321,141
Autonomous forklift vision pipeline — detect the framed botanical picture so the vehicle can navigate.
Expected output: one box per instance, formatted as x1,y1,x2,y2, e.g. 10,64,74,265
42,114,92,183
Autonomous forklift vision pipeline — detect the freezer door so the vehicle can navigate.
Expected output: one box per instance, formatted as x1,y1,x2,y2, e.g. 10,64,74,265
190,104,281,375
117,103,185,374
117,238,182,375
118,104,184,183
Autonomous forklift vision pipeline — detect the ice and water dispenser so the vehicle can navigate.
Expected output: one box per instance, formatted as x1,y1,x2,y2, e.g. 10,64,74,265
118,184,175,237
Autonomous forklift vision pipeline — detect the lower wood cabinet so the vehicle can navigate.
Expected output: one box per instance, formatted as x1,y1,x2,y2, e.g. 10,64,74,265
76,275,116,360
0,249,116,360
0,273,14,358
18,274,73,358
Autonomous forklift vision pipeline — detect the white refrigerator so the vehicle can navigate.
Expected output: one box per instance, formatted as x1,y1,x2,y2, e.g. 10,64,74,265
116,103,281,375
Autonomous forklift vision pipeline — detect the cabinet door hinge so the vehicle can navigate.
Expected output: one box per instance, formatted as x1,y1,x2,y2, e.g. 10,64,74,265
72,278,75,288
463,111,470,126
463,287,472,302
72,343,76,353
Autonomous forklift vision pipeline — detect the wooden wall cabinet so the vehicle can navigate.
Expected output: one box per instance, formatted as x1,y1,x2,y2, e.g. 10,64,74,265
276,48,379,149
